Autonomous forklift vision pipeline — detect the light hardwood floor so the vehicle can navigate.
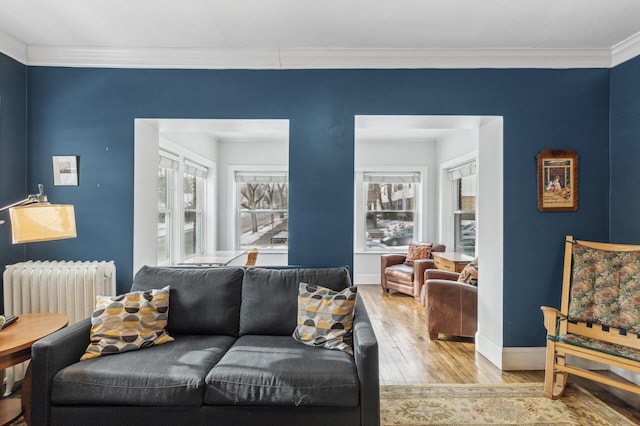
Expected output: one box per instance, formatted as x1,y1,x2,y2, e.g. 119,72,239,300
358,284,640,423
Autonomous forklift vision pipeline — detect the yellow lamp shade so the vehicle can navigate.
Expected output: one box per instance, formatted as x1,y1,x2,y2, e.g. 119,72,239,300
9,204,77,244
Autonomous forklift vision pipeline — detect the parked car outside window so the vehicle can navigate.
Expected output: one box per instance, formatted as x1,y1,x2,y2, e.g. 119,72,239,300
381,227,414,246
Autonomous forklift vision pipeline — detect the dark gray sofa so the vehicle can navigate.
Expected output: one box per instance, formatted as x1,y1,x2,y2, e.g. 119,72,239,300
31,266,379,426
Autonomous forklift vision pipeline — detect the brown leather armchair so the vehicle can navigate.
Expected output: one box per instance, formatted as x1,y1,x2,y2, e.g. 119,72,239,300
380,243,446,299
420,269,477,340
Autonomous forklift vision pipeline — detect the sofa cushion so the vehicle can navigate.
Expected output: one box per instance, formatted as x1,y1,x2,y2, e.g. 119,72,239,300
293,282,357,355
204,335,359,407
131,266,244,336
239,267,351,336
52,335,236,406
80,286,173,360
384,264,414,281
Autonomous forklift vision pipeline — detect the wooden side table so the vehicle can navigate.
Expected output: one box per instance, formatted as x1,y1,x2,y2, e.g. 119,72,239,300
432,252,474,273
0,313,68,425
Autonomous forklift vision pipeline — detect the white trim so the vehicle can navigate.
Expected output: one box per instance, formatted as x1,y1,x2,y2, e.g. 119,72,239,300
353,165,428,252
611,368,640,386
354,274,379,285
160,138,217,260
502,347,546,370
13,46,618,69
611,31,640,67
133,120,161,276
475,118,504,369
500,347,612,371
280,47,612,69
227,164,288,250
438,151,478,251
475,331,502,368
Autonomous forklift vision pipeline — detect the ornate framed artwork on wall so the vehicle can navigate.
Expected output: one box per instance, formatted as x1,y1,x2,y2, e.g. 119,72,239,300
537,149,578,212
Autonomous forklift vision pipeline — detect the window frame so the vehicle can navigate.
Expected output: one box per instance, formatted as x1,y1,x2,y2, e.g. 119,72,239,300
157,143,215,265
438,152,477,254
228,165,289,252
157,155,177,265
354,166,427,253
182,162,207,260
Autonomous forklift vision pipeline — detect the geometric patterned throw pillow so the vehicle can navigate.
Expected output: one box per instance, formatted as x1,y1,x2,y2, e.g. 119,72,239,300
457,258,479,286
404,243,433,266
292,282,357,356
80,286,174,361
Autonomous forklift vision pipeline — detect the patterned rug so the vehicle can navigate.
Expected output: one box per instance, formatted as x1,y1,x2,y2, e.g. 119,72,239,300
380,383,636,425
8,383,634,425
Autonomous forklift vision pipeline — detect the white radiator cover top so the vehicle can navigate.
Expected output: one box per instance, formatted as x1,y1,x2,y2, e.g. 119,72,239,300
3,260,116,323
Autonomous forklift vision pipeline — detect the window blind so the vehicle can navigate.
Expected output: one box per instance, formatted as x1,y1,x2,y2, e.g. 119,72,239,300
363,172,420,184
447,161,476,180
235,172,288,183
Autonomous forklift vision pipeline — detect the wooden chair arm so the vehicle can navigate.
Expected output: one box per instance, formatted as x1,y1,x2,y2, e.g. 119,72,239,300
540,306,566,336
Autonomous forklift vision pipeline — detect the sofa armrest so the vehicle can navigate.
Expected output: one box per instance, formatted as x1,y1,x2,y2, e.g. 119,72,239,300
353,296,379,426
412,259,435,299
381,254,407,292
31,318,91,426
381,254,406,268
425,279,477,297
424,269,460,282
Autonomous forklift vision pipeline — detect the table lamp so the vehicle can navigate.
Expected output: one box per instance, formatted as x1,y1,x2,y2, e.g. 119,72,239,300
0,184,76,243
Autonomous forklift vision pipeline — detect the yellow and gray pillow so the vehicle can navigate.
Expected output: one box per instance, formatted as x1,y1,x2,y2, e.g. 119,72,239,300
81,286,173,360
293,282,357,355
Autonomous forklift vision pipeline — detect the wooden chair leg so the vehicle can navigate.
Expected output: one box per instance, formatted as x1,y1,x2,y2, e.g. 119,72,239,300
543,342,567,400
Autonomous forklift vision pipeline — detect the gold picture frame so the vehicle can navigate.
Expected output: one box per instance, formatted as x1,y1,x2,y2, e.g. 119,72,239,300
537,149,578,212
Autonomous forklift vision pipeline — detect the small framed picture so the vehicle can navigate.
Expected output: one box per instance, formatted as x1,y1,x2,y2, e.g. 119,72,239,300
537,149,578,212
52,156,79,186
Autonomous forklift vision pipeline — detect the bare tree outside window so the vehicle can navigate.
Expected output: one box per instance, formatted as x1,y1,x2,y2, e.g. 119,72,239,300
237,173,288,249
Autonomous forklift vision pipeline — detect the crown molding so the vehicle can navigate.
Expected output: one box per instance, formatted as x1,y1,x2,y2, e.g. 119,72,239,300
611,31,640,67
0,30,27,64
22,45,615,69
279,48,612,69
26,46,282,69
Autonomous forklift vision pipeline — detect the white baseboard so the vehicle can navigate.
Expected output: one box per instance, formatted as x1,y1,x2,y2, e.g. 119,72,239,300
500,347,609,371
610,367,640,385
354,274,379,285
502,347,546,370
475,332,502,369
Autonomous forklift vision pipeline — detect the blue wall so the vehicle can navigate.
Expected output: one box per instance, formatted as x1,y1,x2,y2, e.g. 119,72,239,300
610,55,640,243
21,66,611,347
0,53,27,311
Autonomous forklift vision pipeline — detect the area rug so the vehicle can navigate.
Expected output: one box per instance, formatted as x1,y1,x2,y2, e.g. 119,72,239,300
380,383,636,425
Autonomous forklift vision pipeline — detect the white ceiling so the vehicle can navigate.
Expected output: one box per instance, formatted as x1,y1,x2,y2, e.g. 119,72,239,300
1,0,639,69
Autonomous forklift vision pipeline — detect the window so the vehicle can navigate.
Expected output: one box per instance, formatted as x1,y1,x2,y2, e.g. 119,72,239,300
364,172,420,249
157,151,209,264
157,154,177,265
183,161,207,259
235,172,288,249
449,162,476,256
